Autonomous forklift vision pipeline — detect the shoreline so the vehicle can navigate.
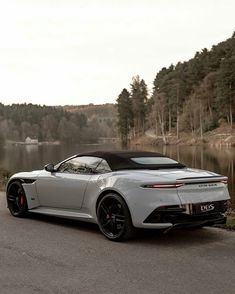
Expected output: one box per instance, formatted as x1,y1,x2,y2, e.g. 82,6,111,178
131,127,234,148
131,136,235,148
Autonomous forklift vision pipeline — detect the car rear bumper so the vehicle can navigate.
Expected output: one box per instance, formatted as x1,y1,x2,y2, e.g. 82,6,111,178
135,214,226,230
134,200,228,230
162,213,226,232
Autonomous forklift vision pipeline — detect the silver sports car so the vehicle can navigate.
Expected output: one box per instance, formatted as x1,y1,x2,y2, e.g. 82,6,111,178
6,151,230,241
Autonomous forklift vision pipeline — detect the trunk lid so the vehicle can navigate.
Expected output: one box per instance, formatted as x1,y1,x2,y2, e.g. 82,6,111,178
173,169,230,204
133,168,230,204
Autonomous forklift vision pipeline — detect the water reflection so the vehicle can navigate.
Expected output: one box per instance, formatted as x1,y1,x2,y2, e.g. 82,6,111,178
0,143,234,208
0,143,118,173
25,145,39,153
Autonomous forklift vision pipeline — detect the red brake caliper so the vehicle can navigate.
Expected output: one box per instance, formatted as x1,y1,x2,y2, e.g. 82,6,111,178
20,194,24,205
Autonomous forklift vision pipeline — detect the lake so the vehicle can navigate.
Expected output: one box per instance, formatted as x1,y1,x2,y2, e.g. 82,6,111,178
0,143,234,208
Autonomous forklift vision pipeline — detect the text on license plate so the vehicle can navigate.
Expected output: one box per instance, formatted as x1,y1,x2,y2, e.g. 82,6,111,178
200,203,215,212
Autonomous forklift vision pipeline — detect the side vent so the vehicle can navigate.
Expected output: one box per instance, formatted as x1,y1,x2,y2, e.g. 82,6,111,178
22,179,36,184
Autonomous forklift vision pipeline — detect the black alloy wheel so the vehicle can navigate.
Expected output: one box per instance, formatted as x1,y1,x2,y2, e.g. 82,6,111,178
7,181,28,217
97,193,135,241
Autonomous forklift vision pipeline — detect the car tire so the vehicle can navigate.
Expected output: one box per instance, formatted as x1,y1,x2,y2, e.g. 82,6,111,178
7,180,28,217
97,193,136,241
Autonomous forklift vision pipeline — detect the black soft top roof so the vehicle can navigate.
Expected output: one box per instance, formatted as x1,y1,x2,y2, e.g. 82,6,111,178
78,150,185,171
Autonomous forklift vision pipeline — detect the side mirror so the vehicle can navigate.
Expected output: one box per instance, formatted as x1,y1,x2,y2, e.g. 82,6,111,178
44,163,55,172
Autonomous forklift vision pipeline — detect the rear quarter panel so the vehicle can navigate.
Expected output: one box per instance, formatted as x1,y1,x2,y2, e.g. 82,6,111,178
83,171,182,227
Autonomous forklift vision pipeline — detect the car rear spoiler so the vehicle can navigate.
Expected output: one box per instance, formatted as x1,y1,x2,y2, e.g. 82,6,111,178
176,176,228,185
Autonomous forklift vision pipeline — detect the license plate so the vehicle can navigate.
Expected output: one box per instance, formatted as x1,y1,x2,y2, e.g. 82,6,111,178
200,203,215,213
182,201,227,215
193,202,216,214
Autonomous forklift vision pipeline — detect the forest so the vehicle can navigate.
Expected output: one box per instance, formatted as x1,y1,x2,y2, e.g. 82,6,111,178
0,103,117,145
65,103,118,139
0,103,87,144
116,32,235,145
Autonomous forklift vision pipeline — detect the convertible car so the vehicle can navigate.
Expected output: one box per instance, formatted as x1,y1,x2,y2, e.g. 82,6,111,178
6,151,230,241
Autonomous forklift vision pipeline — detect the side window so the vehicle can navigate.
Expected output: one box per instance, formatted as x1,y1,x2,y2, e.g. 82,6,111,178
95,160,112,173
57,156,102,174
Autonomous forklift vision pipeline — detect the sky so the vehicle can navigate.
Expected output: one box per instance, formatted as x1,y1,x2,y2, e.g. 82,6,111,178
0,0,234,106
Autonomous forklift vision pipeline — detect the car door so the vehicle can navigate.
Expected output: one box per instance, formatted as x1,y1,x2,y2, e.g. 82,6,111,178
36,156,103,210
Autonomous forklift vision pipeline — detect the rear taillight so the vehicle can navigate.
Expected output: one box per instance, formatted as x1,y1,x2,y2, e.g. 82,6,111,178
143,183,185,189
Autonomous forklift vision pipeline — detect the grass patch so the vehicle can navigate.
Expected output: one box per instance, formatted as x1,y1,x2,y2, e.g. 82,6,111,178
0,167,12,191
226,214,235,229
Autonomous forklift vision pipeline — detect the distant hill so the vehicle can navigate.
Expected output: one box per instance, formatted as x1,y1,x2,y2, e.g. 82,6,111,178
64,103,116,119
64,103,118,139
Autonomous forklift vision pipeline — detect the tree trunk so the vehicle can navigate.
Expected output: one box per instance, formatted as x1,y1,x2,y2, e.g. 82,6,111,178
158,111,166,144
176,108,179,140
176,85,180,140
199,101,203,140
208,97,213,118
121,134,128,148
189,111,194,137
168,108,171,133
155,119,158,136
229,95,233,131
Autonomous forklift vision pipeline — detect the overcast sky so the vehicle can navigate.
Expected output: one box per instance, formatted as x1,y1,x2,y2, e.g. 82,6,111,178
0,0,234,106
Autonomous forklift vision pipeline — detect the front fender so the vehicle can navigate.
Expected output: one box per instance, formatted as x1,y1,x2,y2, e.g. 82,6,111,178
6,172,41,209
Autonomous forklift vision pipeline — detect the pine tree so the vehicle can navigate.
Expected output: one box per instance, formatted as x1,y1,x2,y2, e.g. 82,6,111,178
217,56,235,128
130,76,148,136
116,88,133,147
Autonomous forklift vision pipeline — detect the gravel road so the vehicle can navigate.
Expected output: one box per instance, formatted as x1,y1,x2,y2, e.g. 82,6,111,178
0,192,235,294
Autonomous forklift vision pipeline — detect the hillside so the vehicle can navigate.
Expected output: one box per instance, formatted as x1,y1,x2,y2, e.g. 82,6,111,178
0,103,87,144
0,103,118,145
116,32,235,146
132,123,235,147
64,103,118,139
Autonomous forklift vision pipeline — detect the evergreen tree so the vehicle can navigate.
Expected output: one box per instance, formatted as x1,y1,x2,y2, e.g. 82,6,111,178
217,56,235,128
116,88,133,147
130,76,148,136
